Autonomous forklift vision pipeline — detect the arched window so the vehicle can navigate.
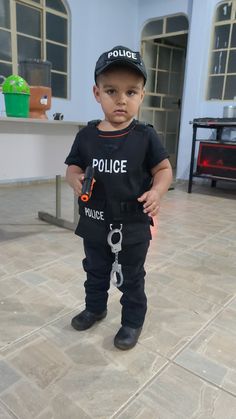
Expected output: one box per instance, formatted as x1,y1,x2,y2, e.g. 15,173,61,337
207,1,236,100
0,0,69,98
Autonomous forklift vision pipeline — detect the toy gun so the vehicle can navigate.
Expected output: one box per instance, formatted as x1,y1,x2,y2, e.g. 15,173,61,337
80,166,95,202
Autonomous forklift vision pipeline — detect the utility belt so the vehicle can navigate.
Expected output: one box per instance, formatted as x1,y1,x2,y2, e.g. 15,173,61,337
78,197,152,288
78,198,150,224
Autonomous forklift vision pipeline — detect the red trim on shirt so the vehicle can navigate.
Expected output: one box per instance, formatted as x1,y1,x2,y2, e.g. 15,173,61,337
98,130,131,138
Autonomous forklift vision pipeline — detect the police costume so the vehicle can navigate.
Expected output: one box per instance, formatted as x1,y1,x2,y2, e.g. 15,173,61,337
65,119,168,328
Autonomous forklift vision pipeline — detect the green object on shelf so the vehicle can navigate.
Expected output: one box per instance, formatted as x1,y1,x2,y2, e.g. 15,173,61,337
2,75,30,94
4,93,30,118
2,75,30,118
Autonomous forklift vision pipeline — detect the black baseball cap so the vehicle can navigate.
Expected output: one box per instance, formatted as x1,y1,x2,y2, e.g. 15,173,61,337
94,45,147,84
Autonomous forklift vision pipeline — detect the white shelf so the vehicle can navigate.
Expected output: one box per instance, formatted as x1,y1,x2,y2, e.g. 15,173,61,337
0,116,84,127
0,117,82,182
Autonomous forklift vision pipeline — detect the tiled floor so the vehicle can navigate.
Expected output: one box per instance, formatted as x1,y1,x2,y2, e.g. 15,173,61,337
0,179,236,419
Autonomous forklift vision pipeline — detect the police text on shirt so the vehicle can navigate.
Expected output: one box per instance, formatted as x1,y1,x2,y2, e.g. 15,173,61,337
92,158,127,173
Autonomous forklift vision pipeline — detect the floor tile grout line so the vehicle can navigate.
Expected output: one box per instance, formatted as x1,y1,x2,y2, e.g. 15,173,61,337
147,279,235,319
1,220,235,407
144,292,236,365
0,289,120,352
145,223,236,277
0,260,235,351
1,215,234,280
0,275,235,355
0,187,235,417
171,360,236,399
0,287,119,353
0,250,85,281
143,291,235,363
111,314,236,419
167,293,236,362
0,303,86,353
110,354,236,419
1,225,234,288
147,263,235,319
0,229,72,246
110,293,236,418
161,225,236,262
0,399,19,419
109,360,170,419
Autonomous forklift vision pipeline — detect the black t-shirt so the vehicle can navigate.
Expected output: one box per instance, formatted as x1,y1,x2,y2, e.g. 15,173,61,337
65,119,169,244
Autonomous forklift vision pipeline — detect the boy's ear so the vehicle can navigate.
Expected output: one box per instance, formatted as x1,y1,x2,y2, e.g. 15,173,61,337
140,87,145,102
93,85,101,103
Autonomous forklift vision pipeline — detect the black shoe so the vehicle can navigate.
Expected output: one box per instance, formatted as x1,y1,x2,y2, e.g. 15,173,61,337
71,309,107,331
114,326,142,350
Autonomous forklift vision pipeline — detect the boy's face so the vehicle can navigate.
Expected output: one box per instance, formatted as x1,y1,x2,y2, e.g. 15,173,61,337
93,67,145,129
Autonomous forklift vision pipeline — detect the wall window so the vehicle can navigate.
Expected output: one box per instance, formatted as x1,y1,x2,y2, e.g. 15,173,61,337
0,0,69,98
207,1,236,100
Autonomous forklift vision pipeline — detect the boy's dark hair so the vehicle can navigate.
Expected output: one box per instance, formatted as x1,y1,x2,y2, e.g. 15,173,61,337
94,45,147,85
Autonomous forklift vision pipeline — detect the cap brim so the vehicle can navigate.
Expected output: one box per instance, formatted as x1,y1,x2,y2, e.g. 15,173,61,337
95,60,146,82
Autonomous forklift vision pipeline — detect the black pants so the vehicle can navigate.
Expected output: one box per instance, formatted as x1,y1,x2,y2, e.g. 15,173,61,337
83,239,150,328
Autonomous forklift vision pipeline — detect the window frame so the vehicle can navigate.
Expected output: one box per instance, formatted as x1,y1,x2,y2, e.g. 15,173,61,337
207,0,236,101
0,0,69,99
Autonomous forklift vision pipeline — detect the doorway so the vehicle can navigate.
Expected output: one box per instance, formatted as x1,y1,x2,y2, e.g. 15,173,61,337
140,15,188,168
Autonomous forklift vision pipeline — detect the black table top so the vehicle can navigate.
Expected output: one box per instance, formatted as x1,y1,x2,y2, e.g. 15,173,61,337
191,118,236,127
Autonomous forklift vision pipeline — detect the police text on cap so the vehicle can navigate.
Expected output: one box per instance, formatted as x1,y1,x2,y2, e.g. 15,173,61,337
107,49,137,60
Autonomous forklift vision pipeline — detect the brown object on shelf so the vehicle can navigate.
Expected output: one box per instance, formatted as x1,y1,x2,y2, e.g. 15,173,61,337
29,86,52,119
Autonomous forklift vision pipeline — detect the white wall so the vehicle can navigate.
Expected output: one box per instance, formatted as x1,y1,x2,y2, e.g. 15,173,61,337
137,0,235,180
176,0,211,179
1,0,233,181
49,0,139,123
176,0,233,179
0,119,80,182
0,0,139,124
138,0,190,29
0,0,140,182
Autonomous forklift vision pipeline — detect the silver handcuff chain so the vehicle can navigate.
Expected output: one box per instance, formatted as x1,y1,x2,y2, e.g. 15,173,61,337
107,224,124,288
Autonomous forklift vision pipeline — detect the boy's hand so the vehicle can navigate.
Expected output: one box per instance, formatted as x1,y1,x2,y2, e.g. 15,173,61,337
137,159,173,216
137,189,161,217
66,165,85,196
71,173,85,197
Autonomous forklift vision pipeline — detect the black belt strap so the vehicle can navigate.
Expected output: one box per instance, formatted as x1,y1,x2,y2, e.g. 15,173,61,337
108,200,147,223
120,201,143,214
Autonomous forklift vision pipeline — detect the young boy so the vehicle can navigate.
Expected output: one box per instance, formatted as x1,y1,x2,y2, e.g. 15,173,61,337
65,45,172,350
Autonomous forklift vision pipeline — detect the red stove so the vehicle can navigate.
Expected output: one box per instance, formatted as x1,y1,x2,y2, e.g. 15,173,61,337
197,142,236,179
